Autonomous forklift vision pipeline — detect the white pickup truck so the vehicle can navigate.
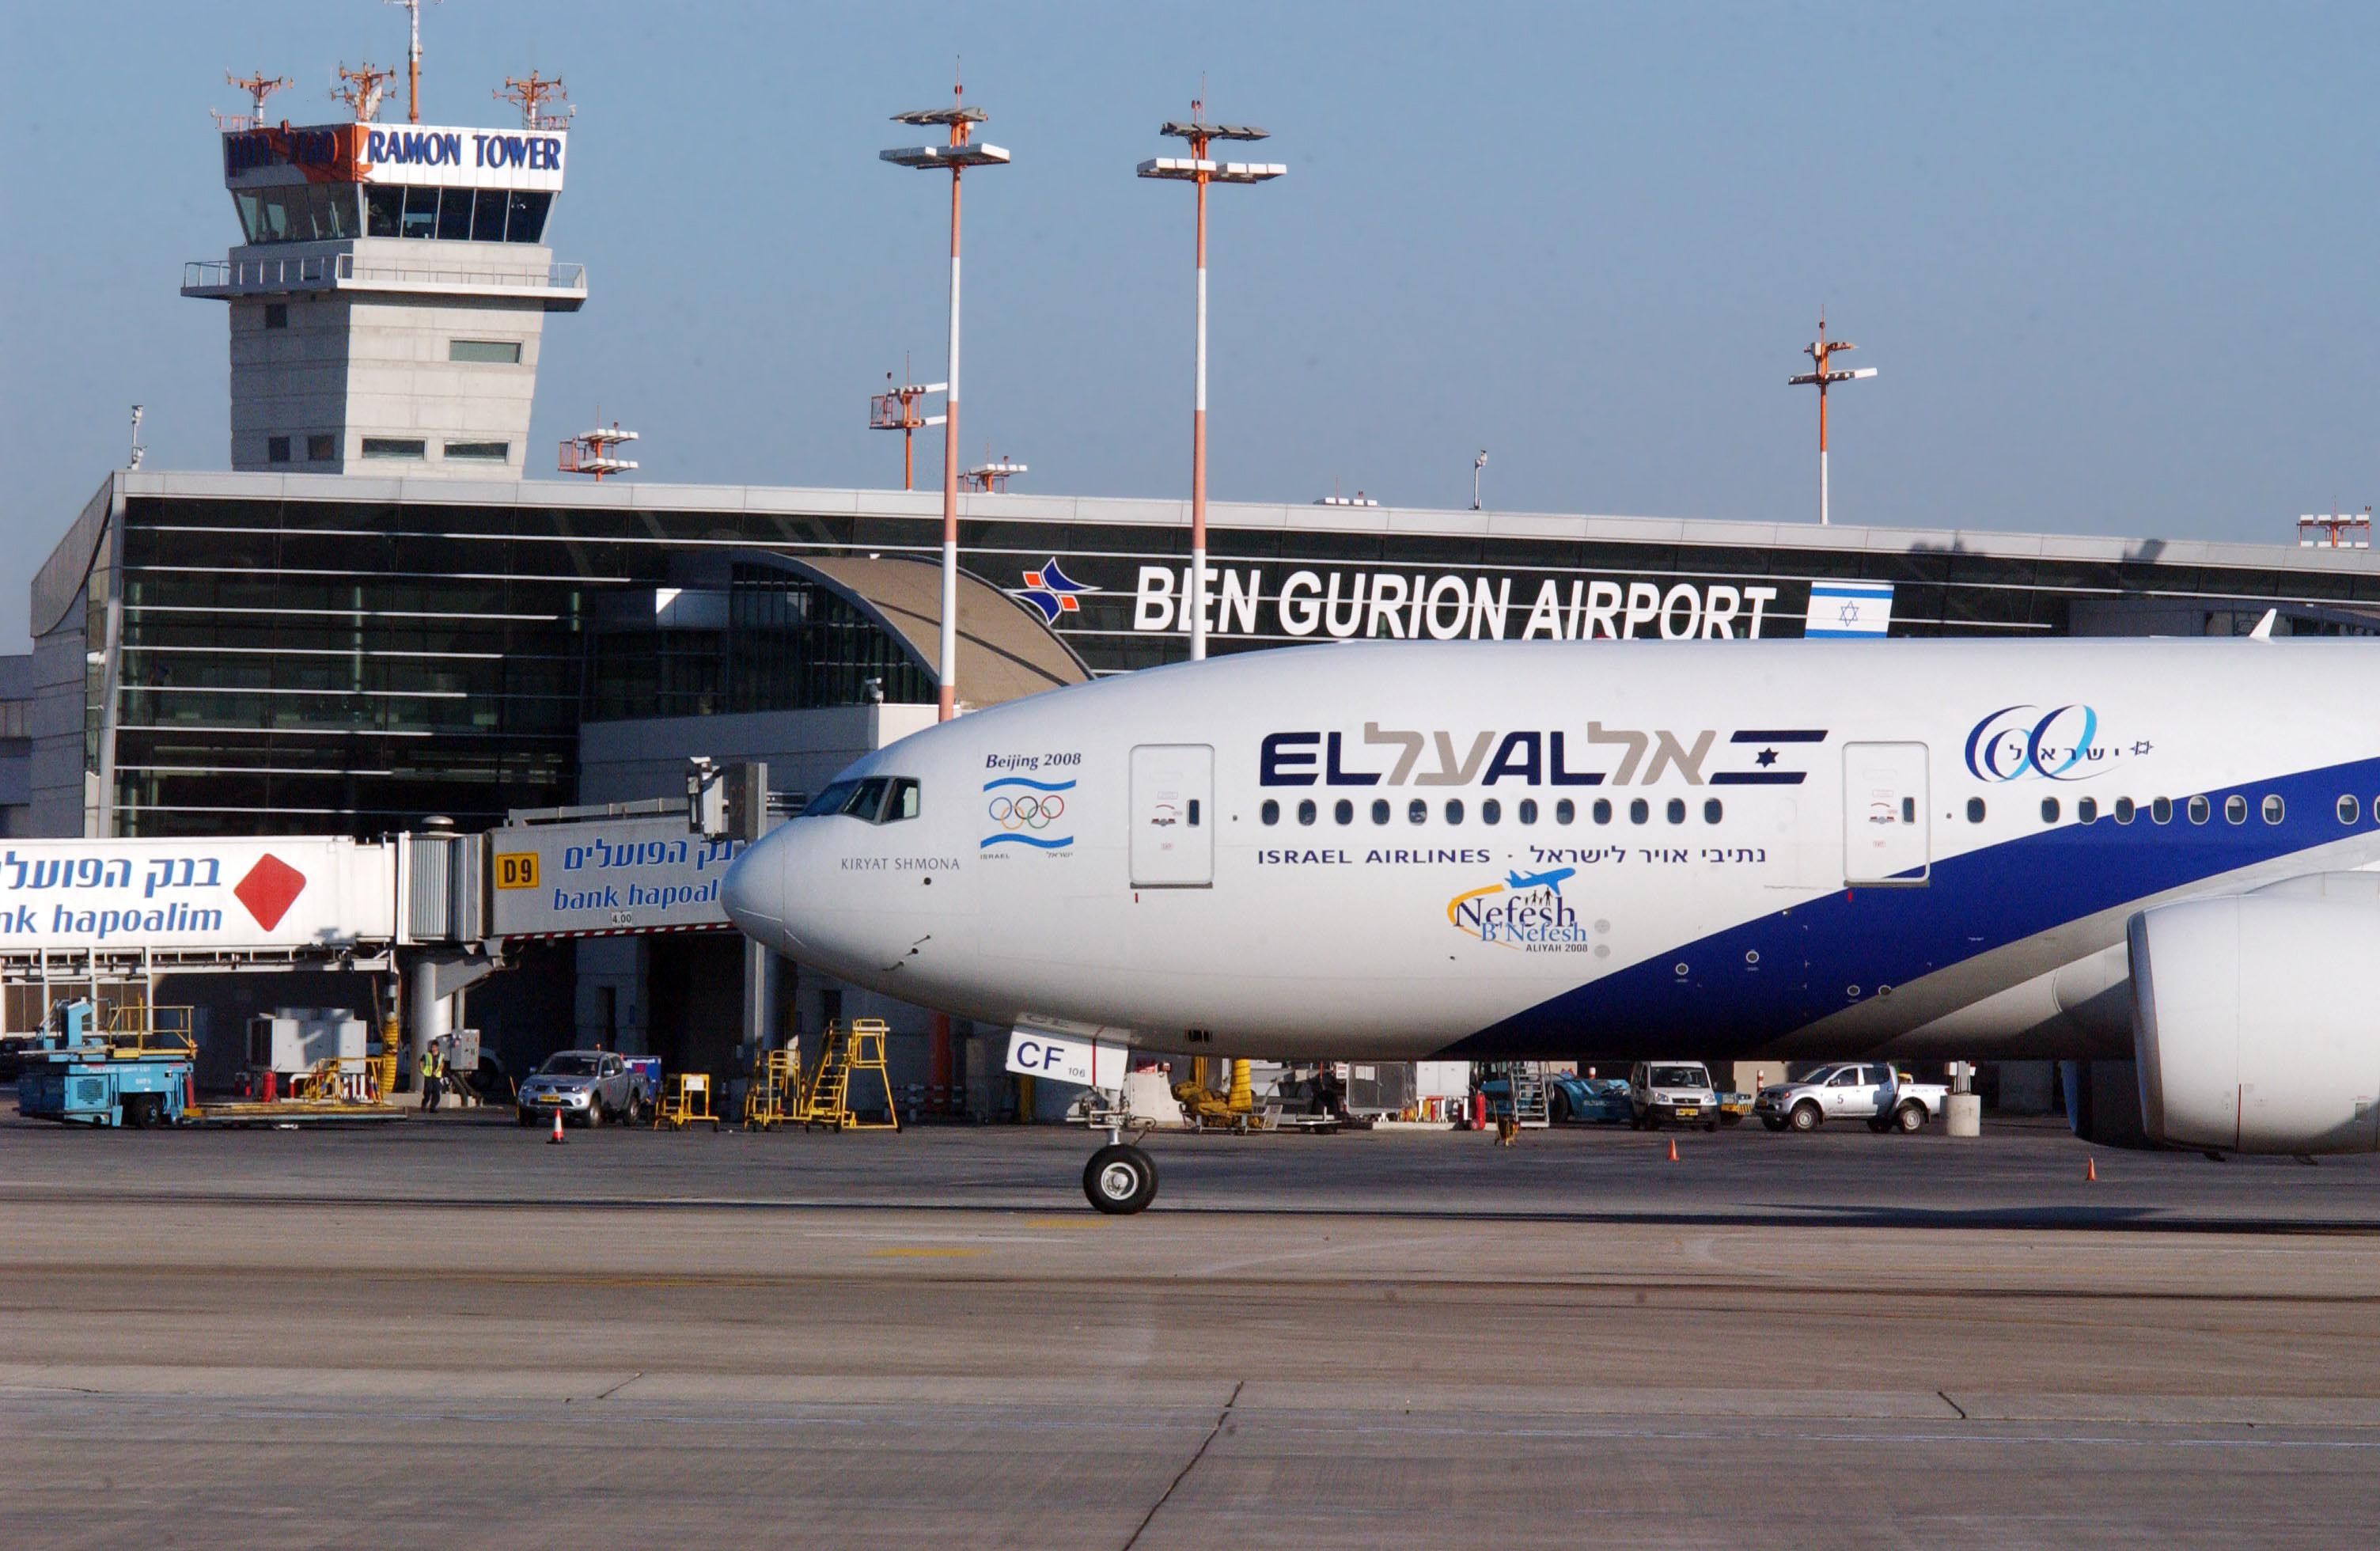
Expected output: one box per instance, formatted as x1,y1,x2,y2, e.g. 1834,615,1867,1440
1753,1063,1949,1134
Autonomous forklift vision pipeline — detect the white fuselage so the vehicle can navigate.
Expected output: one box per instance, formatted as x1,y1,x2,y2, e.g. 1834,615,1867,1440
722,639,2380,1063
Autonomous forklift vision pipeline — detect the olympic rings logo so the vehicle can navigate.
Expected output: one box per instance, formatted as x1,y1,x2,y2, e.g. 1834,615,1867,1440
989,793,1067,830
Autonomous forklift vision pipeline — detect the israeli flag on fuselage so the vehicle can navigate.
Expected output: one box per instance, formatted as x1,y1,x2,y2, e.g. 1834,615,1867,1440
1803,582,1893,639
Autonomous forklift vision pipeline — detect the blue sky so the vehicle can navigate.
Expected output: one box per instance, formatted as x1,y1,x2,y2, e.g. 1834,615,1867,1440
2,2,2374,642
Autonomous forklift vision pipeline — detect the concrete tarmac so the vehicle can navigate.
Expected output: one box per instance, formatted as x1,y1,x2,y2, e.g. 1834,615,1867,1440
2,1113,2374,1548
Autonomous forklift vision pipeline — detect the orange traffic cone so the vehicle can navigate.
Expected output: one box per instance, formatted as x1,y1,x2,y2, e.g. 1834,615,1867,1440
2085,1156,2097,1183
549,1109,567,1145
1666,1137,1680,1163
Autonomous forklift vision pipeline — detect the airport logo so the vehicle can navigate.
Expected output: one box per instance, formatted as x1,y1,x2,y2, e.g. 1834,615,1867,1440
1260,726,1827,788
1014,559,1093,625
1964,704,2139,783
1446,870,1596,952
981,777,1075,852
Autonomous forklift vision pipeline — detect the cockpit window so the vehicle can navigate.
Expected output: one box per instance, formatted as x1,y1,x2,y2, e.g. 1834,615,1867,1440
803,776,921,825
843,778,892,821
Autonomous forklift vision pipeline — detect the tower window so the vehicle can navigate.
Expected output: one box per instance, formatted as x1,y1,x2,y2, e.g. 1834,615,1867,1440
263,303,288,329
442,441,510,461
305,434,335,462
449,339,523,364
361,438,426,460
265,435,291,464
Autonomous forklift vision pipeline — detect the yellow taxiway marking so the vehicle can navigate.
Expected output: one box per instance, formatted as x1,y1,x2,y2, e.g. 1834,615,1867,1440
866,1247,986,1259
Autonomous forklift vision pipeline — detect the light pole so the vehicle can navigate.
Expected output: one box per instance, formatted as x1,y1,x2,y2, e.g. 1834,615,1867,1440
1472,449,1488,511
1139,101,1283,661
1787,313,1876,526
884,82,1010,720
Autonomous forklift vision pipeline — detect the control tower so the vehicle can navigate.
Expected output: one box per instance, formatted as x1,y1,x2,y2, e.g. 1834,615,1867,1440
182,89,586,479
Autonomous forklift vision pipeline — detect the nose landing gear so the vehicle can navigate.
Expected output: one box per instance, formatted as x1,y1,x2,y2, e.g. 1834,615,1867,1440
1084,1142,1158,1214
1081,1099,1160,1214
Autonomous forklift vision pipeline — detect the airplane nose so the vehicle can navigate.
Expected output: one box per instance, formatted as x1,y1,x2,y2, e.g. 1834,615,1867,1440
722,827,796,949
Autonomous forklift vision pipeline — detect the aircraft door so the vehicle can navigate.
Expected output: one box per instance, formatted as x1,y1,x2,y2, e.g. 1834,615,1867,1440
1843,742,1930,885
1130,744,1214,888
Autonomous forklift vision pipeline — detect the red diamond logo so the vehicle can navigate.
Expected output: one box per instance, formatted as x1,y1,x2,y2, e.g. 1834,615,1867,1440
234,854,308,931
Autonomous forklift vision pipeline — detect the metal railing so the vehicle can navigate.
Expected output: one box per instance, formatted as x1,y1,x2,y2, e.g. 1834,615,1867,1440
182,255,586,296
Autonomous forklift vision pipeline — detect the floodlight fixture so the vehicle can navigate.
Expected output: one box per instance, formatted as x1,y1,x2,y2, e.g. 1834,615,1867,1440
1786,313,1878,526
883,75,1011,722
1138,97,1288,661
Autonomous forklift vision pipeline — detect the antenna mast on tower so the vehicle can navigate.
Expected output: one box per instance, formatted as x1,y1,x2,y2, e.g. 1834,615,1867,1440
497,71,573,130
385,0,440,124
214,71,292,131
330,62,396,123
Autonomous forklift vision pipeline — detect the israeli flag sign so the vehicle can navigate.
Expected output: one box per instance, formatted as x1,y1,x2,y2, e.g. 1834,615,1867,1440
1803,582,1894,639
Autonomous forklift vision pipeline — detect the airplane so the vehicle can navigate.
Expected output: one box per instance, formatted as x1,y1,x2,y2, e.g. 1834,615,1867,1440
724,634,2380,1213
1505,865,1575,893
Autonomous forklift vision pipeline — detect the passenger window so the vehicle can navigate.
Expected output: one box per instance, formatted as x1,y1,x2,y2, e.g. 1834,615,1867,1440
2113,797,2134,825
1481,799,1502,825
1965,797,1985,823
1901,798,1916,824
1556,799,1575,825
1445,799,1465,825
1334,798,1353,825
1666,798,1686,825
1296,798,1317,826
1260,799,1279,825
2187,795,2209,825
1188,799,1200,827
2152,796,2172,825
2077,797,2097,823
1704,798,1722,824
1371,798,1390,825
2261,794,2283,825
1518,798,1538,825
2339,795,2359,826
2040,797,2060,824
1629,798,1650,825
2223,794,2247,825
1593,799,1613,825
1408,798,1427,825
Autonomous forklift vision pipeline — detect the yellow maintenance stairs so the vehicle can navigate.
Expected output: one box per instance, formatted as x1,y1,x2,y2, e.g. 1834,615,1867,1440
801,1018,900,1131
742,1045,805,1130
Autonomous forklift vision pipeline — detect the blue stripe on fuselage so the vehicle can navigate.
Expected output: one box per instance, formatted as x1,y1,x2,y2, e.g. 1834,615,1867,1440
1440,753,2380,1059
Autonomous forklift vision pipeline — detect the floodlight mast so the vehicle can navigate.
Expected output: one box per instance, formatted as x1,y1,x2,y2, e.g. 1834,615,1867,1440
1786,313,1878,526
1139,100,1284,661
883,78,1010,722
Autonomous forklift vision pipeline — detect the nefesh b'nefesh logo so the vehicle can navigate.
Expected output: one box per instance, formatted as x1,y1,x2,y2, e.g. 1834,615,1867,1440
1446,866,1595,951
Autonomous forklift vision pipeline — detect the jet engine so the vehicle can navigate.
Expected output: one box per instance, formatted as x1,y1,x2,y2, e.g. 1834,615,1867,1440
2128,893,2380,1155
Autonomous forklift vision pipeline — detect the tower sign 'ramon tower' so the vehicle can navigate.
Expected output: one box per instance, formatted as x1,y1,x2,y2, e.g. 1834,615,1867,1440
183,109,585,479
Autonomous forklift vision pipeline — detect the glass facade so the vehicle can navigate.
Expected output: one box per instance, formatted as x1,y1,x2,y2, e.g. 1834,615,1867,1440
89,488,2380,838
235,184,552,246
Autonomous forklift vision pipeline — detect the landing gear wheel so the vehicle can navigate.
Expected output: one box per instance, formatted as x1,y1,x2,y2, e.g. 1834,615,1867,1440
1789,1102,1822,1133
1894,1102,1927,1133
1084,1143,1159,1215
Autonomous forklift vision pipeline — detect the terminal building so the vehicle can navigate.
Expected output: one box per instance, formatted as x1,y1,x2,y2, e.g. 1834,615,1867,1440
6,66,2378,1113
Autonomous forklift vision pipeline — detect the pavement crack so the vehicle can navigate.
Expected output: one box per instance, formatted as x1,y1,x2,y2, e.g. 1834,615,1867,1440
1123,1378,1244,1550
593,1372,644,1401
1938,1390,1969,1420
